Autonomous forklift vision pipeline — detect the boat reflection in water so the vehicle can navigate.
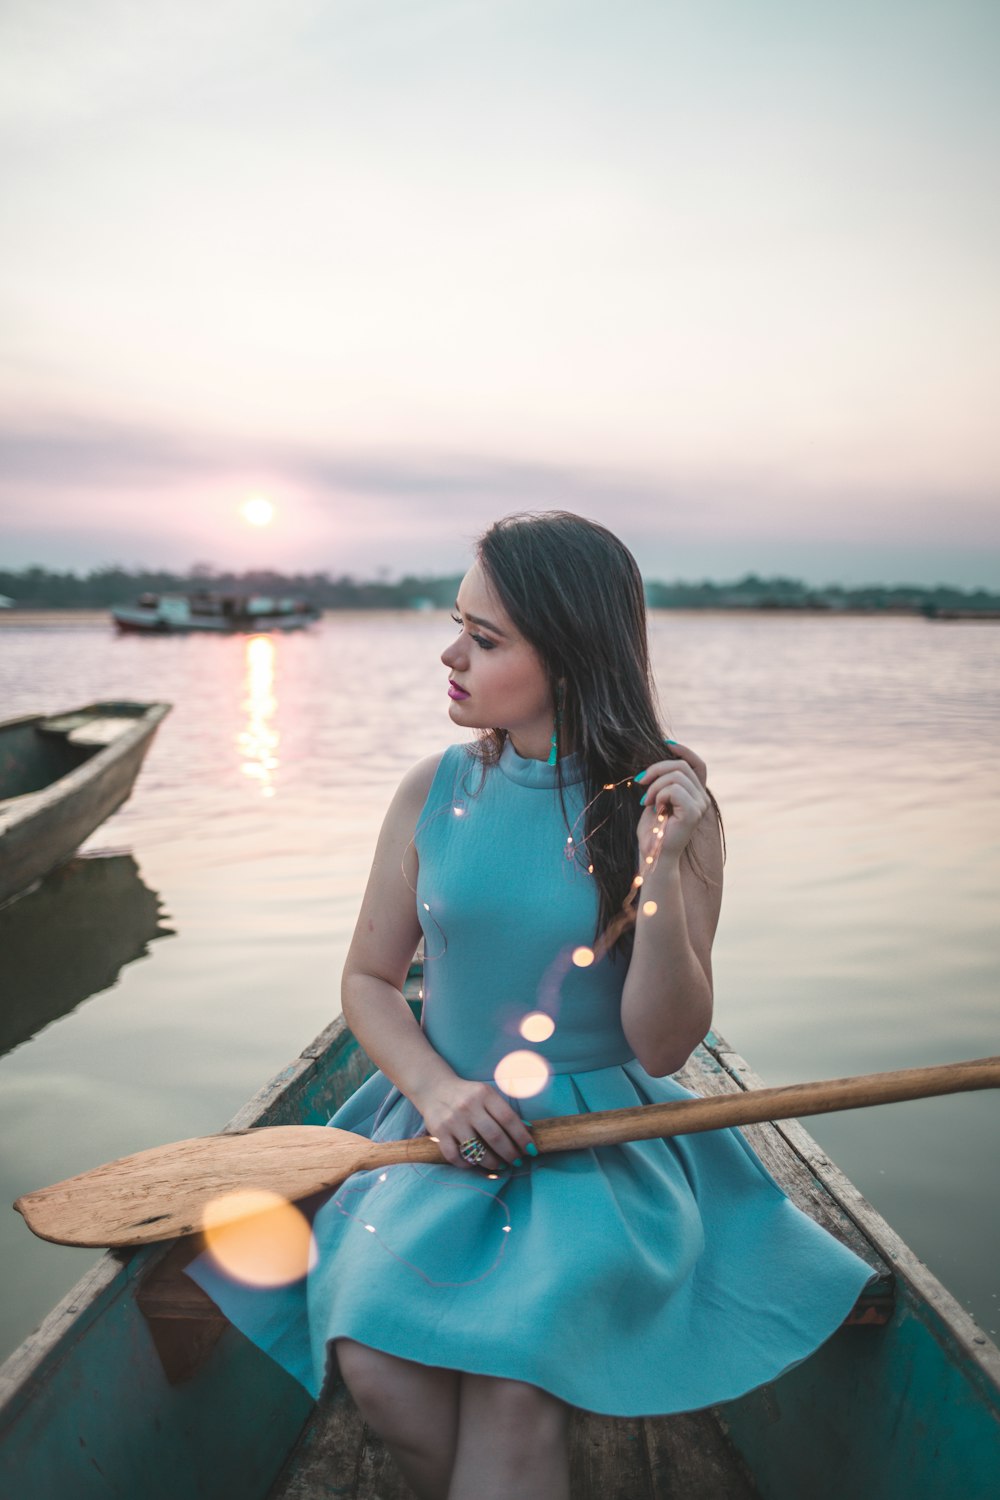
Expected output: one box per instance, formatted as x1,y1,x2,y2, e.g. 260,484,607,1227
0,851,173,1059
239,635,279,797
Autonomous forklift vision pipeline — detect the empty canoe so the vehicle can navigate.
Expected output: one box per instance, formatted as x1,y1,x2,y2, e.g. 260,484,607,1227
0,701,170,906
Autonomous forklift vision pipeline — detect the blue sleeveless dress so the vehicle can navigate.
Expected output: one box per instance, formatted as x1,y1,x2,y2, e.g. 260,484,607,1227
186,741,873,1415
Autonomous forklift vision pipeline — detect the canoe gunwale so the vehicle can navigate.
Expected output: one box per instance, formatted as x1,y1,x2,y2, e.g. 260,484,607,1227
704,1034,1000,1397
3,983,998,1487
0,702,170,826
0,701,171,906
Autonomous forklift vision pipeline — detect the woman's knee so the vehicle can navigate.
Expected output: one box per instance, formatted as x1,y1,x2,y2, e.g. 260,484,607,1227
461,1374,569,1443
335,1339,458,1441
335,1338,399,1417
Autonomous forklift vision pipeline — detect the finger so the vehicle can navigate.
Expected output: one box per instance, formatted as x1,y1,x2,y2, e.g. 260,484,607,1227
638,766,702,807
430,1133,465,1169
473,1112,528,1166
482,1095,537,1155
649,785,706,823
441,1131,503,1171
663,740,708,786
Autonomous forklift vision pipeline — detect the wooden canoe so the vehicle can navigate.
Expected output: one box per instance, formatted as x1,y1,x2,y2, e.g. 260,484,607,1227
0,701,170,906
1,968,998,1499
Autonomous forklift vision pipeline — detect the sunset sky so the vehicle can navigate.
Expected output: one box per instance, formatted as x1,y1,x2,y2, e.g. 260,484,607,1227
1,0,998,586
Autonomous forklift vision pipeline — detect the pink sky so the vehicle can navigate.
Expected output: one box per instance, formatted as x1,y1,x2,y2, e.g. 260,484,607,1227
1,1,998,586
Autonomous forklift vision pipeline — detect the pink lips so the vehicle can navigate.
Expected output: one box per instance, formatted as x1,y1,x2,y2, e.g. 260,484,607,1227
448,680,470,701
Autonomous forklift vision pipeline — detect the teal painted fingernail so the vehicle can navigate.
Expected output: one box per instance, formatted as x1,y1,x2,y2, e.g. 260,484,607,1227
512,1157,523,1167
639,793,647,806
665,739,677,746
634,770,647,782
526,1142,539,1157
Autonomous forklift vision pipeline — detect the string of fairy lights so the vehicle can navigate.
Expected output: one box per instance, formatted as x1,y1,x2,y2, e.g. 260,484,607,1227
401,774,668,1104
201,760,672,1291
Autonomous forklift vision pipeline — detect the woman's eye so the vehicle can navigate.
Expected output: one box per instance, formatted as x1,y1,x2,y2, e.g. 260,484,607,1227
450,613,495,650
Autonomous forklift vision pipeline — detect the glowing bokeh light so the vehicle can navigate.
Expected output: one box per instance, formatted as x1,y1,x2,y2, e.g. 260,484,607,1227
202,1189,317,1287
572,946,595,968
642,900,658,916
241,494,275,526
494,1049,552,1098
519,1011,556,1042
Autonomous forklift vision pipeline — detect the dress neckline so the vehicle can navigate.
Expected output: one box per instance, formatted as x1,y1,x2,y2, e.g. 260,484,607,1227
498,737,586,788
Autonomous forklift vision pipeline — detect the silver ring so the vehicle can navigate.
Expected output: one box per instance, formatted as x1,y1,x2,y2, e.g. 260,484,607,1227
459,1137,488,1165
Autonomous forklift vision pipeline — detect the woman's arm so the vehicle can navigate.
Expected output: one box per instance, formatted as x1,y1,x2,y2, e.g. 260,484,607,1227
341,754,534,1170
619,752,723,1076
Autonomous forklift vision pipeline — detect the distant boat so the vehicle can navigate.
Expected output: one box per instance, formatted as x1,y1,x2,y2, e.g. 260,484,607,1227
111,592,321,633
0,701,170,906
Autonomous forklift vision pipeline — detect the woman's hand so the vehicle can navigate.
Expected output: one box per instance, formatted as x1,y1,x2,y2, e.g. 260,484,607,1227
635,748,711,869
412,1076,535,1171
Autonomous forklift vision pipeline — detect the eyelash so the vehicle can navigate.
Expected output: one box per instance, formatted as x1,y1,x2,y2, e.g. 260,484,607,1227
451,613,496,650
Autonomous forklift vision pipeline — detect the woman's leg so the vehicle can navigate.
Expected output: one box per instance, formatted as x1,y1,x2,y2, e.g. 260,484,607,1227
334,1339,460,1500
448,1373,570,1500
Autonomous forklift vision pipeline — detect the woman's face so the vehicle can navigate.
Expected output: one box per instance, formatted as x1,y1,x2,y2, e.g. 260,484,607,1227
441,561,554,759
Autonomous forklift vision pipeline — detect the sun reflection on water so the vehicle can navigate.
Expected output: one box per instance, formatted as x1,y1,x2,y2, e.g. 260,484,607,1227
239,635,279,795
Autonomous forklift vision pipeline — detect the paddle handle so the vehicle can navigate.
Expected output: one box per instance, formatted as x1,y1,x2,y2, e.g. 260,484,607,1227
524,1056,1000,1154
362,1056,1000,1170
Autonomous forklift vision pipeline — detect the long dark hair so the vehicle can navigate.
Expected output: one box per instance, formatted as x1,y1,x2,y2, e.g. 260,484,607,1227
470,511,721,957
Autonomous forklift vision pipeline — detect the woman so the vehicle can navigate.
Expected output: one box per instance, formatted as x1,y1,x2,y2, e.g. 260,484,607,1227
188,511,872,1500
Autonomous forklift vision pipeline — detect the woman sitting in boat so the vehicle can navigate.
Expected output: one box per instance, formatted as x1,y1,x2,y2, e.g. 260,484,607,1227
188,510,873,1500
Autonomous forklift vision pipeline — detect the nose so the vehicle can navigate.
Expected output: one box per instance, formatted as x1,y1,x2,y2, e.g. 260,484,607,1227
441,635,466,670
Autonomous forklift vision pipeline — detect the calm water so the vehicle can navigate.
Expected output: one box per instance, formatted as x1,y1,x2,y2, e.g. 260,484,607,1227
0,611,997,1364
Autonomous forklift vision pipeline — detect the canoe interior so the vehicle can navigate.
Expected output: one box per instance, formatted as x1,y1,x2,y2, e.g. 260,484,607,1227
2,971,998,1500
0,702,154,801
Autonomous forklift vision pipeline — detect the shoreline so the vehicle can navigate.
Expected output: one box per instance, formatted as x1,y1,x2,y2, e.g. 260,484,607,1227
2,607,999,628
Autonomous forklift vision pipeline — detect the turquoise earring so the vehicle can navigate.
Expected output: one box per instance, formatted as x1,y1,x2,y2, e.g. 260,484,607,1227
547,684,564,767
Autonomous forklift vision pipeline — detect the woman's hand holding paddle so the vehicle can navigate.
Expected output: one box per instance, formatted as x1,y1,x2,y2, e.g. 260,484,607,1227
15,1056,1000,1250
411,1075,534,1171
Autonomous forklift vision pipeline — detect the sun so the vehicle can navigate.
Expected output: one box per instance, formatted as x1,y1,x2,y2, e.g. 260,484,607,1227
241,495,275,527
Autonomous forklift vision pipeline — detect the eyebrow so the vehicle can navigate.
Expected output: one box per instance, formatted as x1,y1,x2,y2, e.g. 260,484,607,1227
454,601,508,638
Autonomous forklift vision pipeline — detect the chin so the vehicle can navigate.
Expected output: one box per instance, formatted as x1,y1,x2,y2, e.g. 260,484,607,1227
448,700,487,729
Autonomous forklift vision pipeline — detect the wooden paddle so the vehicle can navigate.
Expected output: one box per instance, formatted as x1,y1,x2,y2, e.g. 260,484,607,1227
14,1055,1000,1248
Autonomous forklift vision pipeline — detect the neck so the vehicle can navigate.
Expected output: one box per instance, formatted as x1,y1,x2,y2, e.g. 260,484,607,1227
507,728,576,762
507,730,550,762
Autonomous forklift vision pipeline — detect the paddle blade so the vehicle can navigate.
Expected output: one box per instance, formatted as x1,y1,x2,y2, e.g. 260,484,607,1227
13,1126,375,1247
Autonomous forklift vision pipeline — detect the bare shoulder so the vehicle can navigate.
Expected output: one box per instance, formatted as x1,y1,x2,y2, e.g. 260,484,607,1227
392,748,449,815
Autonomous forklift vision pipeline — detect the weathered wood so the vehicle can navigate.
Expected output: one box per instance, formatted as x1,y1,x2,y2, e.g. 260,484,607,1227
21,1055,997,1249
527,1056,1000,1153
135,1238,227,1384
5,985,999,1500
266,1396,763,1500
0,700,170,904
706,1038,1000,1387
568,1411,653,1499
674,1048,894,1313
267,1380,367,1499
644,1410,760,1499
354,1423,414,1500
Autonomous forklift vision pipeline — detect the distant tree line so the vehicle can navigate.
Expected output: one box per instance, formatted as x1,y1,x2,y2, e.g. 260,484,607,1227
1,564,998,615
